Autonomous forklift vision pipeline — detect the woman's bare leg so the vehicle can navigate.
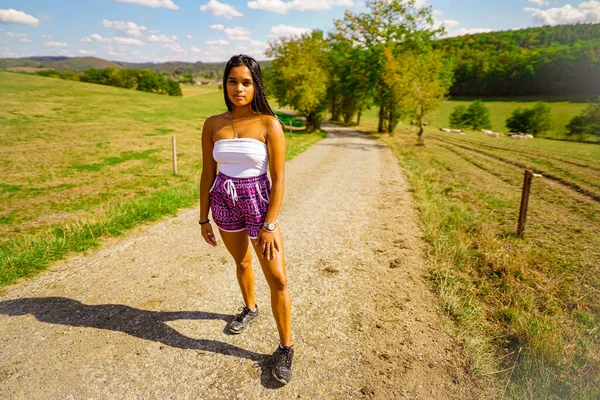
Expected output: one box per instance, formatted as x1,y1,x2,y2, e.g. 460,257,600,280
251,226,291,347
219,229,256,310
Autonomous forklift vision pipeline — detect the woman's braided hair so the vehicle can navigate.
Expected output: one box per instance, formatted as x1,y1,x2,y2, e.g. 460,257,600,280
223,54,278,119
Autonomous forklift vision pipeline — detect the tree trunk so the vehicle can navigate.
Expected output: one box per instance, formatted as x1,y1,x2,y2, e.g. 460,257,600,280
357,107,363,126
378,104,385,133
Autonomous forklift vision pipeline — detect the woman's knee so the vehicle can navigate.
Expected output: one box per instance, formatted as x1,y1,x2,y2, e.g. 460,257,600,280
236,258,252,271
267,274,287,292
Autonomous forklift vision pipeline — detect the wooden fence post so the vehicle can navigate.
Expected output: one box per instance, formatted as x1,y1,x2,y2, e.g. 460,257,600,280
289,120,292,135
172,135,177,175
517,169,534,237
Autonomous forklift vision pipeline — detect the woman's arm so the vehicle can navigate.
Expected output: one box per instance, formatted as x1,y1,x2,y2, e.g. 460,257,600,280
199,116,218,246
256,116,285,259
264,116,286,224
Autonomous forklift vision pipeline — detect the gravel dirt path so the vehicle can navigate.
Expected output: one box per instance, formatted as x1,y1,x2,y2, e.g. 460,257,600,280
0,124,476,399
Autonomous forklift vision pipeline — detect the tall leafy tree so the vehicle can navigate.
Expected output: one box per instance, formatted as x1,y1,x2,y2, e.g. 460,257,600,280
267,31,330,132
384,48,453,139
334,0,444,132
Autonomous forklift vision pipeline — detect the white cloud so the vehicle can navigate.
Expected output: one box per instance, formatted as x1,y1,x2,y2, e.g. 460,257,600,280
524,1,600,25
200,0,243,19
78,49,97,55
41,34,51,38
80,37,92,42
0,9,40,26
224,26,252,40
446,28,493,37
528,0,549,5
108,48,126,57
163,42,185,52
190,46,201,52
147,33,177,43
247,0,353,13
45,41,68,47
437,19,460,28
186,34,194,39
113,37,144,46
268,24,311,40
113,0,180,10
1,47,33,58
5,32,31,42
210,24,225,30
205,39,229,46
89,33,112,43
248,0,354,14
102,19,147,37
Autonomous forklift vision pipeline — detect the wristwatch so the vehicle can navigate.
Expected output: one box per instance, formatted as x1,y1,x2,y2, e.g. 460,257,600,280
263,220,278,231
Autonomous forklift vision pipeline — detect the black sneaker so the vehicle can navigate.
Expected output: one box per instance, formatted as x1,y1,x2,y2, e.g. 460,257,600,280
228,305,259,334
271,345,294,385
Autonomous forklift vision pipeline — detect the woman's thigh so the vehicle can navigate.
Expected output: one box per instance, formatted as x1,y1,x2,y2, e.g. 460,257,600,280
251,227,287,284
219,229,252,265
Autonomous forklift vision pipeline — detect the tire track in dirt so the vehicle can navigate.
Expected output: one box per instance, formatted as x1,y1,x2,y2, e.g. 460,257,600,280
0,123,476,399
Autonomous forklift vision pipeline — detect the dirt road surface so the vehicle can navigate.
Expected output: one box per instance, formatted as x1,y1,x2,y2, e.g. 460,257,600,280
0,124,475,399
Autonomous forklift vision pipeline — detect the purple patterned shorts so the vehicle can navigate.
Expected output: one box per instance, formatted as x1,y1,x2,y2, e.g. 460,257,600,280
209,172,271,239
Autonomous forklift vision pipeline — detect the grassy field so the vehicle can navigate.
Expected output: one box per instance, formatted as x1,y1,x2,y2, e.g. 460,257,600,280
355,96,592,142
353,105,600,398
0,72,323,286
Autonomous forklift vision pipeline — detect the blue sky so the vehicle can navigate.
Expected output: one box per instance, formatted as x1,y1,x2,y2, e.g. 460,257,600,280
1,0,599,63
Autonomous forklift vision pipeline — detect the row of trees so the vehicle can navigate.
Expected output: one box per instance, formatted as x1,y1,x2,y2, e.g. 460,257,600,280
37,68,182,96
265,3,599,136
267,0,451,137
448,98,600,140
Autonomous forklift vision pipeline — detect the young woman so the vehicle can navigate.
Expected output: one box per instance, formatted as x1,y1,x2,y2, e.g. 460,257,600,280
198,54,293,384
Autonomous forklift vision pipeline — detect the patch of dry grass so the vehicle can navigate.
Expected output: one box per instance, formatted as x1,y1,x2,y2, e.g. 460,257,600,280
0,72,322,285
379,127,600,399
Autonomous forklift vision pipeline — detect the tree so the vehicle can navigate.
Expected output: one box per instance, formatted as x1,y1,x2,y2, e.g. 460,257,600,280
463,100,492,130
506,108,534,133
566,97,600,139
530,102,552,134
506,102,551,135
267,30,330,132
385,48,453,139
334,0,445,133
449,105,468,128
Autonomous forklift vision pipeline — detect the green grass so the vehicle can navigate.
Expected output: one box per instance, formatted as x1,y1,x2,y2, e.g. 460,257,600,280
370,120,600,398
0,71,324,286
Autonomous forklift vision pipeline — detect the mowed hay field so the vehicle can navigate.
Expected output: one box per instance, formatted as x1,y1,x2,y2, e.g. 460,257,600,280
378,123,600,398
0,71,324,286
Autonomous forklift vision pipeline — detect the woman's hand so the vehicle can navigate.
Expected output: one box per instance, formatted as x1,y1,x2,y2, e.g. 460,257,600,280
201,223,217,247
256,228,279,260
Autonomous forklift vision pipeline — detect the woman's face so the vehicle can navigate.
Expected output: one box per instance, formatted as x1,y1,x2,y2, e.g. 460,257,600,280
227,65,255,109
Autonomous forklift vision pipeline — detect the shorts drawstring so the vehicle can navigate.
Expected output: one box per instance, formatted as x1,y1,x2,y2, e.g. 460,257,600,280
223,179,238,204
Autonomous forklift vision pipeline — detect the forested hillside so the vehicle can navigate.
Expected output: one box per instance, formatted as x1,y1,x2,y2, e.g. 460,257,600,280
435,23,600,97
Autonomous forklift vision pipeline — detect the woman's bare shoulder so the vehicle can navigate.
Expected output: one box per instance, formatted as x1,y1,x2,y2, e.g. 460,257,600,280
261,115,284,132
203,112,230,132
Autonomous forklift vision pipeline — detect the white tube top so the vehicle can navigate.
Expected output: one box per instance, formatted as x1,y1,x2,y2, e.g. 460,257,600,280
213,138,268,178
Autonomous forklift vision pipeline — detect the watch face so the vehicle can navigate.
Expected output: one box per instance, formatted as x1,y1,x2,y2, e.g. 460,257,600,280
266,222,276,231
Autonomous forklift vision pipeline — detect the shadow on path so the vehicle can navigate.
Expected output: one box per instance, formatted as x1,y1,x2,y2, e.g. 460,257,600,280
0,297,283,389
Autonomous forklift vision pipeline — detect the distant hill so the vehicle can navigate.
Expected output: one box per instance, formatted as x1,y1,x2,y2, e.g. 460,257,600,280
0,56,272,75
